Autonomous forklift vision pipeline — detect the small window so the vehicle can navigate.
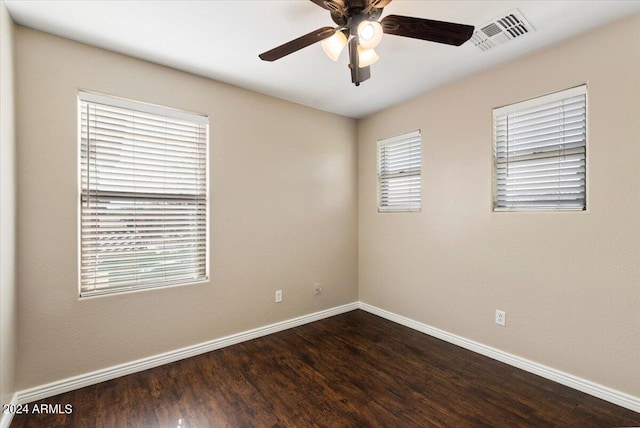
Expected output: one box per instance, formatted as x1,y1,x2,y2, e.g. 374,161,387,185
377,130,421,212
79,91,209,297
493,85,586,211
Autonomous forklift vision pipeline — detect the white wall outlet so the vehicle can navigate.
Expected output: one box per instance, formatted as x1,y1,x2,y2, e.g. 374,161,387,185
314,283,322,295
275,290,282,303
495,309,506,326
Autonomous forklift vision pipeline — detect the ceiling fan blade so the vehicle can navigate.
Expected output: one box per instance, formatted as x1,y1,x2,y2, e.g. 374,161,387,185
259,27,336,62
381,15,474,46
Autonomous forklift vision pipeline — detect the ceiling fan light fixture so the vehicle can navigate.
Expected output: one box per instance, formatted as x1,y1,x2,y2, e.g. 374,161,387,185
357,20,383,49
321,30,348,61
357,46,379,67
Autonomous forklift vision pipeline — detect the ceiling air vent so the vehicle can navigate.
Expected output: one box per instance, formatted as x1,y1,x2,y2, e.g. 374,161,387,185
471,9,534,52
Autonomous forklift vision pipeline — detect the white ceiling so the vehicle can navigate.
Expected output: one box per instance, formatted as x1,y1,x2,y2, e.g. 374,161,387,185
5,0,640,118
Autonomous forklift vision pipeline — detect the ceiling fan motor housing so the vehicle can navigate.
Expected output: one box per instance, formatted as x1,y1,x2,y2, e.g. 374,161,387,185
328,0,383,28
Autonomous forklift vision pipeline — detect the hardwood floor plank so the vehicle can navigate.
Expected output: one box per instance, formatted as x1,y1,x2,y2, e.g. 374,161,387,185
11,310,640,427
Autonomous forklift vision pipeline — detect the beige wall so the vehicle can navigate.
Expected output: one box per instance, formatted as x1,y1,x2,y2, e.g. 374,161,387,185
358,14,640,397
0,0,18,407
15,27,358,389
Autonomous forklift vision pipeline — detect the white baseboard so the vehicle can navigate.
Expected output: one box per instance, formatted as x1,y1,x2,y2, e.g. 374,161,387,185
358,302,640,414
13,301,640,415
0,393,18,428
16,302,359,405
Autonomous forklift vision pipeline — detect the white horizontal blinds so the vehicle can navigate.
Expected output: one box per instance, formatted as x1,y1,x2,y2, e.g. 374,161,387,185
493,85,586,211
377,130,421,212
79,92,208,296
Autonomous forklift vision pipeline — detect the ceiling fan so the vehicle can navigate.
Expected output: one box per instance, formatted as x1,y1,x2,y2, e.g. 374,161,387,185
259,0,475,86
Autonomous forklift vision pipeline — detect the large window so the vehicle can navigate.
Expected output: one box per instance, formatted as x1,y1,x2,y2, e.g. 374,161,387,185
79,92,208,297
377,130,422,212
493,85,587,211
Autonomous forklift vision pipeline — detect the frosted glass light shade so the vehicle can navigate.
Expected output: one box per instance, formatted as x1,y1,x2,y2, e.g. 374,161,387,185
357,20,383,50
321,31,348,61
357,46,379,67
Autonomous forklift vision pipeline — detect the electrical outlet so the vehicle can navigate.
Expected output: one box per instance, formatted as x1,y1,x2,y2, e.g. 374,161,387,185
275,290,282,303
495,309,506,326
314,283,322,295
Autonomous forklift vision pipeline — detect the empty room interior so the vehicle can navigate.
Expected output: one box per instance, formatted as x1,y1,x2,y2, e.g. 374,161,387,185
1,0,639,426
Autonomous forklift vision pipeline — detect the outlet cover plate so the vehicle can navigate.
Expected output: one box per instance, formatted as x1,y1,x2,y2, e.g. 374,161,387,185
495,309,506,326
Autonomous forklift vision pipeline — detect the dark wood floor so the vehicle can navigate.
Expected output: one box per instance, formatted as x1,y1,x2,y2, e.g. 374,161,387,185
11,310,640,427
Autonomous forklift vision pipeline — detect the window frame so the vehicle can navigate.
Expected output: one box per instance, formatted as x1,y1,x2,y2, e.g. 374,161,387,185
77,91,210,298
377,129,422,213
492,85,587,212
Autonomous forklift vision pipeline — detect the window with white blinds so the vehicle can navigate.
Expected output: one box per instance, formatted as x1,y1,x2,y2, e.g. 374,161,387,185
493,85,586,211
377,130,421,212
79,91,208,297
